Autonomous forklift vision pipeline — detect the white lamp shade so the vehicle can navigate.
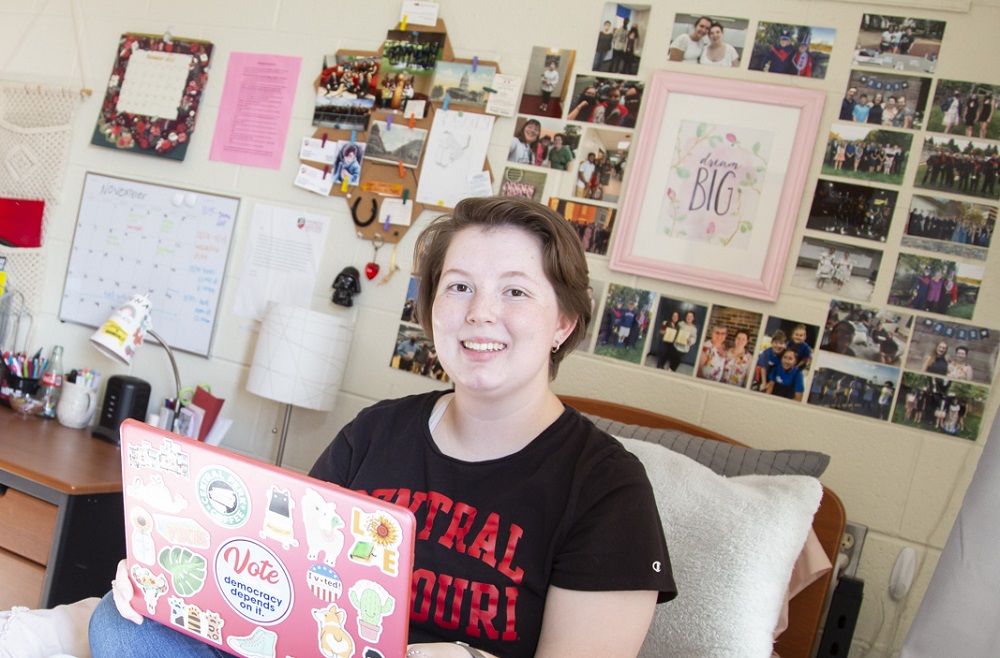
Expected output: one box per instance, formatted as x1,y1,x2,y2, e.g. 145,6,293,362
89,294,154,365
246,304,352,412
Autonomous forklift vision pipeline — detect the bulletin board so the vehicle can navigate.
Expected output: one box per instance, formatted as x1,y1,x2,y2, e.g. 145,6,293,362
59,173,239,356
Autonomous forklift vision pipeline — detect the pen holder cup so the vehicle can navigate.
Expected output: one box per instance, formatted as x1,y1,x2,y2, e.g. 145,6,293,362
0,371,42,408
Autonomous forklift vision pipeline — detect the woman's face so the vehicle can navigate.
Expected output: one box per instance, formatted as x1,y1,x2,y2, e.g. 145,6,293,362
685,311,696,324
670,311,680,323
935,341,948,356
711,327,727,347
955,348,968,363
694,19,711,37
734,331,749,351
887,98,897,108
431,226,575,398
874,94,883,104
523,122,540,142
709,26,723,43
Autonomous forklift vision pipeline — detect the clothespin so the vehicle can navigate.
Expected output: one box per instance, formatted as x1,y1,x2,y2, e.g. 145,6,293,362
472,56,479,73
442,95,450,111
401,15,408,30
483,87,497,94
323,165,330,179
402,189,409,205
408,114,416,129
341,177,349,192
383,215,392,231
350,130,357,144
386,115,393,131
398,161,405,177
321,133,327,148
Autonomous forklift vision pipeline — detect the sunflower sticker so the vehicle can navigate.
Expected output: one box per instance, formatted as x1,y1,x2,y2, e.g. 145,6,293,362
349,507,405,576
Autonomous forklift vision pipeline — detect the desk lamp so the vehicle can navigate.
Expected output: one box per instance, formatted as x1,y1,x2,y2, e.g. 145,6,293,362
246,303,352,466
89,293,182,442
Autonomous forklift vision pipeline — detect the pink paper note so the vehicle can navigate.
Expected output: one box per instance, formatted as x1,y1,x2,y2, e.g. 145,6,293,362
210,52,302,169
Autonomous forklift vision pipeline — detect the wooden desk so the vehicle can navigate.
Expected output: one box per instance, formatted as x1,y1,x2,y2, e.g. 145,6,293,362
0,407,125,608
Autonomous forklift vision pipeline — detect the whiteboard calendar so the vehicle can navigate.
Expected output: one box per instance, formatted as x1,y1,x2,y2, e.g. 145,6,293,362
60,173,239,356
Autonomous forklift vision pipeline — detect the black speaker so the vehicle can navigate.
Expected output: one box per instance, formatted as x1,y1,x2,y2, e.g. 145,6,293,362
816,576,864,657
92,375,151,444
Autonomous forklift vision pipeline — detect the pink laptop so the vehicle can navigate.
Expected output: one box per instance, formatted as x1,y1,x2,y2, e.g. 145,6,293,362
119,419,416,658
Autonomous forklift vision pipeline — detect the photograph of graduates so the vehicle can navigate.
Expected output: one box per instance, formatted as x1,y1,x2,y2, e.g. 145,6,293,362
751,317,820,393
560,127,630,204
840,70,930,130
566,75,644,127
821,300,912,366
892,372,989,441
807,352,900,420
593,3,650,75
519,46,575,119
821,123,913,185
915,137,1000,201
594,283,657,364
904,317,999,387
888,253,984,320
748,23,835,79
695,305,764,387
313,54,380,131
903,195,995,261
499,167,548,204
668,13,749,67
852,14,945,74
642,296,708,375
547,197,617,256
390,323,449,382
791,237,884,302
806,179,897,242
925,80,999,139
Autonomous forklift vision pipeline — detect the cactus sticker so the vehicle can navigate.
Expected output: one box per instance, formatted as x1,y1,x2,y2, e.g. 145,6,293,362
349,580,395,643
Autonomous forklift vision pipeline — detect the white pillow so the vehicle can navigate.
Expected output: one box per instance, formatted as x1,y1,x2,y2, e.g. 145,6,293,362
618,437,823,658
0,598,98,658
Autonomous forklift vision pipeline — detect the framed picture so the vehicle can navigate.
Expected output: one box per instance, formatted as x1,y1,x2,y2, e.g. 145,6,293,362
609,71,824,300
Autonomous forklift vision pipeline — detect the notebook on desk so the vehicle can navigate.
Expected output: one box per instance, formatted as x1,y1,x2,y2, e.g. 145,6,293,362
119,419,416,658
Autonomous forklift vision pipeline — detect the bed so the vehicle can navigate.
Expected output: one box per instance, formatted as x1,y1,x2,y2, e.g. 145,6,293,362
1,396,845,658
560,395,846,658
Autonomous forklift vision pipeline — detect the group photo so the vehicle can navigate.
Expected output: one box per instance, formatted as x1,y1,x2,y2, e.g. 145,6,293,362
851,14,945,74
547,197,617,256
806,179,897,242
792,237,883,302
561,128,630,204
565,75,644,127
822,123,913,185
748,22,835,79
592,3,650,75
751,317,820,393
808,353,900,420
888,254,984,320
892,373,989,440
594,284,656,364
925,79,998,140
903,318,999,386
838,71,930,130
695,305,764,389
915,137,1000,201
642,296,708,375
667,13,749,67
903,195,995,261
507,116,582,169
820,301,911,366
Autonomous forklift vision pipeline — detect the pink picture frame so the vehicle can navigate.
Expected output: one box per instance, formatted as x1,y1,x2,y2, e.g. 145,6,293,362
609,71,825,301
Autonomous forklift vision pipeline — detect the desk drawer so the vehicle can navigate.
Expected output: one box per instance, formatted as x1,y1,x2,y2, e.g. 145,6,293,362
0,546,44,608
0,486,58,564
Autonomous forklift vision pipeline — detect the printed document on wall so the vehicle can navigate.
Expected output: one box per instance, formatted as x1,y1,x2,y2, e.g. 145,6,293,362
233,203,330,320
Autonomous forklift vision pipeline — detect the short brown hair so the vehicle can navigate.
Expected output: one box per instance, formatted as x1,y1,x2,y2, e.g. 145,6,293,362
413,197,591,379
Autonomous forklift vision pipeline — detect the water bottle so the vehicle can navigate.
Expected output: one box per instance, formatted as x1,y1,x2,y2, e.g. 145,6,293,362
39,345,64,419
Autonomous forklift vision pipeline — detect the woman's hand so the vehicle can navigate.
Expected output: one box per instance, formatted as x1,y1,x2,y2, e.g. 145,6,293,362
111,559,144,625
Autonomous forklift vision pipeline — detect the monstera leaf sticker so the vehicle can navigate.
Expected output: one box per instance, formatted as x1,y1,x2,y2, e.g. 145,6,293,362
158,546,208,596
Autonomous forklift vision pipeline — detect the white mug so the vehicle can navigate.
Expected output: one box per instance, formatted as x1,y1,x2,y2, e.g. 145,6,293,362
56,380,98,430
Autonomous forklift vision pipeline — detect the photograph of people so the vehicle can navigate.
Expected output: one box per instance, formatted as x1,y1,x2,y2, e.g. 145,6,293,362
518,47,574,118
821,123,912,185
852,14,945,74
594,284,656,364
643,298,705,375
547,197,617,256
892,373,989,440
749,23,835,79
699,23,740,67
821,301,912,365
560,127,629,204
888,254,983,320
331,141,364,186
903,318,999,386
500,167,548,204
696,305,763,386
594,5,650,75
791,237,883,302
390,324,449,382
508,118,541,165
926,80,1000,140
915,137,1000,201
759,317,819,377
566,76,645,127
668,14,711,62
806,179,897,242
765,349,806,401
807,352,901,420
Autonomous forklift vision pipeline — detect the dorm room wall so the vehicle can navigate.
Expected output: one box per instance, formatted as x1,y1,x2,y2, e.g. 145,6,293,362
1,0,998,655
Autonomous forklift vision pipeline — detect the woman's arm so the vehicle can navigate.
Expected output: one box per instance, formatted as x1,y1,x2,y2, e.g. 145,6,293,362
535,587,657,657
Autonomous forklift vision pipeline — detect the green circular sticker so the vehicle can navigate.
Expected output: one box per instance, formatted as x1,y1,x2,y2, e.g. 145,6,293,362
197,466,251,528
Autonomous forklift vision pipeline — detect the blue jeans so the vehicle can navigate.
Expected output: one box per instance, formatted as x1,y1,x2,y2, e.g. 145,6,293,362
89,592,237,657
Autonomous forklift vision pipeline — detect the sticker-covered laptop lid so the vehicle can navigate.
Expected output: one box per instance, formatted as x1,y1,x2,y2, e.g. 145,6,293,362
119,419,416,658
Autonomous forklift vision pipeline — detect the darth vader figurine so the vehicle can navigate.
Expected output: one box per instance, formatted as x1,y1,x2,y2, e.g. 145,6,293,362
331,266,362,307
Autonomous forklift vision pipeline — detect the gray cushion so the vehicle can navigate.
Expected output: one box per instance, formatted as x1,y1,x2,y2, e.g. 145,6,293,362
583,413,830,477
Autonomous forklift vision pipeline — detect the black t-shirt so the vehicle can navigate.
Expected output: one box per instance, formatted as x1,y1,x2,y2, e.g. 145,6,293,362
309,391,675,657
